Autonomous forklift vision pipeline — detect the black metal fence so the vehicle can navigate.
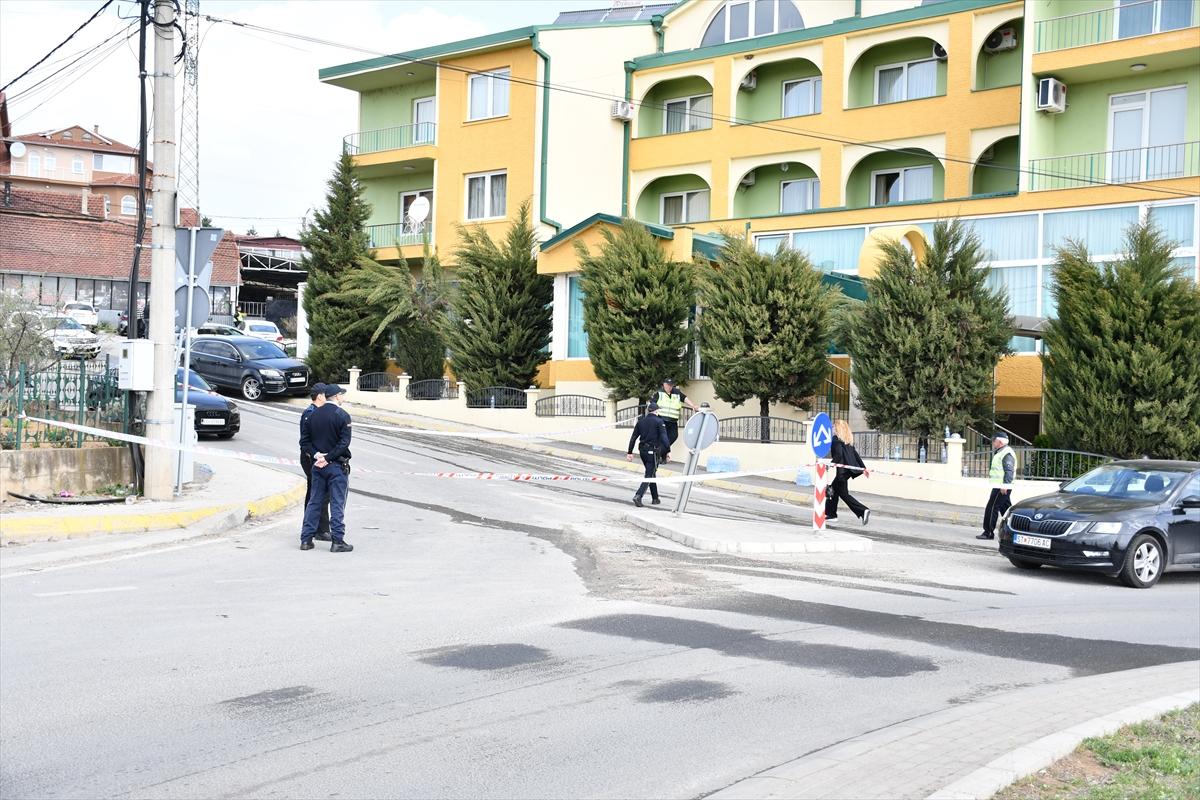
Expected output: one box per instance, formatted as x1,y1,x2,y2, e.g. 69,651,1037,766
406,379,458,401
534,394,606,418
357,372,399,392
466,386,527,409
719,416,807,444
853,431,946,463
963,447,1112,481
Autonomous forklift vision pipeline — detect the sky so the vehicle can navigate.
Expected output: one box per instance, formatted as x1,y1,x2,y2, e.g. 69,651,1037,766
0,0,609,236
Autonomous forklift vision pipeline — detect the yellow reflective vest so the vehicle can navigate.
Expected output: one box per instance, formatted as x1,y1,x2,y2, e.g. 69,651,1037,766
655,390,684,420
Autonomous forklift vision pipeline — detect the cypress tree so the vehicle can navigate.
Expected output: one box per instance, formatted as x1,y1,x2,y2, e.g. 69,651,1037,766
443,202,551,389
299,152,386,380
844,219,1011,437
1043,222,1200,459
576,219,694,402
698,236,833,427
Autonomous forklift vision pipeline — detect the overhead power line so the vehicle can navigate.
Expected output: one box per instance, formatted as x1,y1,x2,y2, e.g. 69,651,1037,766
195,11,1199,202
7,22,137,105
9,26,138,127
1,0,117,93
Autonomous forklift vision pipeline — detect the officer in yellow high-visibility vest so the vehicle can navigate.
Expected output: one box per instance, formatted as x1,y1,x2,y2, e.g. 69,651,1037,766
978,432,1016,540
652,378,698,458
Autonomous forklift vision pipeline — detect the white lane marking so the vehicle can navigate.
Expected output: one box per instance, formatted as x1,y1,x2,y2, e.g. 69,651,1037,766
0,516,299,580
33,586,138,598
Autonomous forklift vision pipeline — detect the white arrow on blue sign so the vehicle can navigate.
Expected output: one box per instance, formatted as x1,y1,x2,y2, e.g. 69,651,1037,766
811,412,833,459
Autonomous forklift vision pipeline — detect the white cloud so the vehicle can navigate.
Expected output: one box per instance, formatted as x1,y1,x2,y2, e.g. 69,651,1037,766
1,0,488,235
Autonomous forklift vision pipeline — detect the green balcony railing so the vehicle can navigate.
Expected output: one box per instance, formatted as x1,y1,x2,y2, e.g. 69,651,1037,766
366,222,432,250
1035,0,1197,52
1029,141,1199,191
343,123,436,156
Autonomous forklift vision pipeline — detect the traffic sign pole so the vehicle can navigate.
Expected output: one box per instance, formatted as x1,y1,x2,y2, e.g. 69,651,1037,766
672,404,718,517
808,413,834,532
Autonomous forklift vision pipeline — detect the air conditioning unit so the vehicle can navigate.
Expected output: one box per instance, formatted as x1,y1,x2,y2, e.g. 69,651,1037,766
1036,77,1067,113
978,145,995,162
740,70,758,91
610,100,635,121
984,27,1018,53
740,171,756,188
932,42,948,60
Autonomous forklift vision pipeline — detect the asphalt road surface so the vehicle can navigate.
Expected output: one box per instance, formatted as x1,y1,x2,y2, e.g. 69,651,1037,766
2,402,1197,799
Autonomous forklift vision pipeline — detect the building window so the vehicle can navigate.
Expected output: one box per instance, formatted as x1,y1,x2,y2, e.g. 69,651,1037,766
874,58,938,104
82,132,92,141
780,178,820,213
466,171,506,220
413,96,435,143
28,153,40,176
103,196,111,216
782,77,821,117
93,154,105,170
1108,85,1187,182
661,190,710,224
1117,0,1194,38
790,227,867,272
120,195,136,215
664,94,713,134
701,0,804,46
567,276,588,358
72,156,84,175
44,154,57,173
871,166,933,205
62,131,73,139
468,69,510,120
755,234,788,254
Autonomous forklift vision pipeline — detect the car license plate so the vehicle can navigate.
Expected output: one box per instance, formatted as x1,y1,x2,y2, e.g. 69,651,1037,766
1013,533,1051,549
200,418,225,426
289,376,305,383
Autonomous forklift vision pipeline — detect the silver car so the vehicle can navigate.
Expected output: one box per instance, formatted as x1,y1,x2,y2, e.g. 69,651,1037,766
40,315,101,359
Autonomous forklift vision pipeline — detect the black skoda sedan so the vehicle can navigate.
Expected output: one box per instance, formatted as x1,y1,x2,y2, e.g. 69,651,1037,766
999,460,1200,588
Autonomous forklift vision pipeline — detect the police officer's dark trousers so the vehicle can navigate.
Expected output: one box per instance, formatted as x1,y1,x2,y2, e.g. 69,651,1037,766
983,487,1011,536
302,462,348,544
662,419,680,450
635,446,660,502
299,452,330,535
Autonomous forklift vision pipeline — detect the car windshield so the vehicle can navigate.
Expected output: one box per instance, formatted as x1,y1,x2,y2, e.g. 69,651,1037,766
43,317,82,330
248,324,277,333
1062,465,1192,500
236,341,286,360
65,303,92,311
175,368,212,392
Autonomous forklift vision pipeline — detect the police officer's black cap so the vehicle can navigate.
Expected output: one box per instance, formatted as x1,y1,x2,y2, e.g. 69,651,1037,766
647,401,659,412
324,384,346,398
309,382,326,399
662,377,676,385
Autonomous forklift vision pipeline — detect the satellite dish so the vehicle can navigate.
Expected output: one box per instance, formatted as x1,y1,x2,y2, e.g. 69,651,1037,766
10,141,27,158
407,196,430,224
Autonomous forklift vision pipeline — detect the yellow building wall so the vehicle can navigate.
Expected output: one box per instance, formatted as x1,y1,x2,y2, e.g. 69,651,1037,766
995,356,1044,414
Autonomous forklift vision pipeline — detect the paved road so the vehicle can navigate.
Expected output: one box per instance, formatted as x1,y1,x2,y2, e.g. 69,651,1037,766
2,402,1197,799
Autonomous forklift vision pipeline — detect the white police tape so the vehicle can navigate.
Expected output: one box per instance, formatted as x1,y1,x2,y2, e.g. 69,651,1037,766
326,415,624,440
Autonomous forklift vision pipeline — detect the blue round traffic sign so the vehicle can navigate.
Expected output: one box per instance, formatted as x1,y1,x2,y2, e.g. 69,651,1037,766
811,412,833,459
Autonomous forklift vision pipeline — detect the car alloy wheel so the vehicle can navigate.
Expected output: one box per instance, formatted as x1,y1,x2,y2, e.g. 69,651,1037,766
241,376,263,401
1120,533,1163,589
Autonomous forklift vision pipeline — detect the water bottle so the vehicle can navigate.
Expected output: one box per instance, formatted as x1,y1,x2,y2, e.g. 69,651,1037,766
919,445,926,463
893,445,902,461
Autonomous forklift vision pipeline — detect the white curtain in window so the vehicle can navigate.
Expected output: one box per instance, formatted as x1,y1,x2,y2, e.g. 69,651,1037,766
567,276,588,358
1040,267,1058,320
1043,206,1140,257
689,95,713,131
1147,86,1187,179
687,190,710,221
665,100,686,134
729,1,750,39
966,214,1038,261
783,80,811,117
121,196,136,215
902,166,934,201
906,60,937,100
986,264,1038,316
781,179,814,213
492,70,510,116
1169,256,1197,282
877,66,903,103
469,75,488,119
756,235,787,254
1117,0,1154,37
1147,203,1195,247
489,173,507,218
792,227,866,272
467,176,486,219
662,194,684,224
754,0,774,35
28,154,40,176
1160,0,1194,30
873,172,900,205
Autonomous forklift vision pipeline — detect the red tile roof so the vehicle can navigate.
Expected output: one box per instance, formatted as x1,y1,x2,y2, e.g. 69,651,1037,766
13,126,140,155
2,186,104,216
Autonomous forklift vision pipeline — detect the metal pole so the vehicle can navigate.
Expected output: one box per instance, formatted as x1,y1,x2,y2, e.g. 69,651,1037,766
176,227,197,493
672,409,714,517
143,0,177,499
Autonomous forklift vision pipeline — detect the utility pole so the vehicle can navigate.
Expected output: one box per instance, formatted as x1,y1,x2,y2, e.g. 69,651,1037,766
143,0,177,500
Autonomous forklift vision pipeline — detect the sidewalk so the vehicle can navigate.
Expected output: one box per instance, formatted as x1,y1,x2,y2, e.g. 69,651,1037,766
709,660,1200,800
0,458,304,543
321,400,994,528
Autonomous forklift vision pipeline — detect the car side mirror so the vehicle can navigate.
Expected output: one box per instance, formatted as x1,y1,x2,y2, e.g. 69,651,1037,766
1059,480,1071,491
1181,496,1200,510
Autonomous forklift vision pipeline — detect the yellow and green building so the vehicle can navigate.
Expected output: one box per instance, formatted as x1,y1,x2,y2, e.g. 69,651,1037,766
321,0,1199,438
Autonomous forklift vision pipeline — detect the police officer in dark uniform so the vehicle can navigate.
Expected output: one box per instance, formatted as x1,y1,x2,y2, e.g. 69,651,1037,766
300,384,353,552
298,382,331,542
626,401,670,507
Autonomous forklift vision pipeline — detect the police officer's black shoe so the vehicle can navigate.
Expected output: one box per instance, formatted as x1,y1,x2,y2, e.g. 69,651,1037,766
330,541,354,553
651,498,661,505
314,532,332,542
300,541,314,551
632,496,643,507
976,533,995,540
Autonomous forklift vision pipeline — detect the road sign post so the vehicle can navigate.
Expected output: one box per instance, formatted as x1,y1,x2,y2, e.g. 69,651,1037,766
810,412,833,531
672,404,719,517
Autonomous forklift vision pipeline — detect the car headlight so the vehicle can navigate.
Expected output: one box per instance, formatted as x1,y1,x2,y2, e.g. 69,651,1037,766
1090,521,1123,534
1066,520,1091,534
259,369,283,378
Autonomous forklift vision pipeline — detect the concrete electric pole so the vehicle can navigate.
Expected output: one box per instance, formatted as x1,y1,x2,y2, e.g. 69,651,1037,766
143,0,178,500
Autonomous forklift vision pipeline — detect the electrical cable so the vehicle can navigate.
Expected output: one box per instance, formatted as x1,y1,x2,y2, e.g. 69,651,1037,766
1,0,117,93
9,30,139,127
6,22,137,106
196,10,1200,201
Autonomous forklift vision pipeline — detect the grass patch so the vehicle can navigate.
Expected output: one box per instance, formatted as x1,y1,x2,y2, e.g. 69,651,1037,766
993,703,1199,799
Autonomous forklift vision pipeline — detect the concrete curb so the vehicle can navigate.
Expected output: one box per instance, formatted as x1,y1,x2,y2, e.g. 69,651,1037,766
927,688,1200,800
0,480,306,543
623,512,872,554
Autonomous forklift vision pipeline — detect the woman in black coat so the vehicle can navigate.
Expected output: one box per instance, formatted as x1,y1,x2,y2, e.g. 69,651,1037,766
825,419,870,525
